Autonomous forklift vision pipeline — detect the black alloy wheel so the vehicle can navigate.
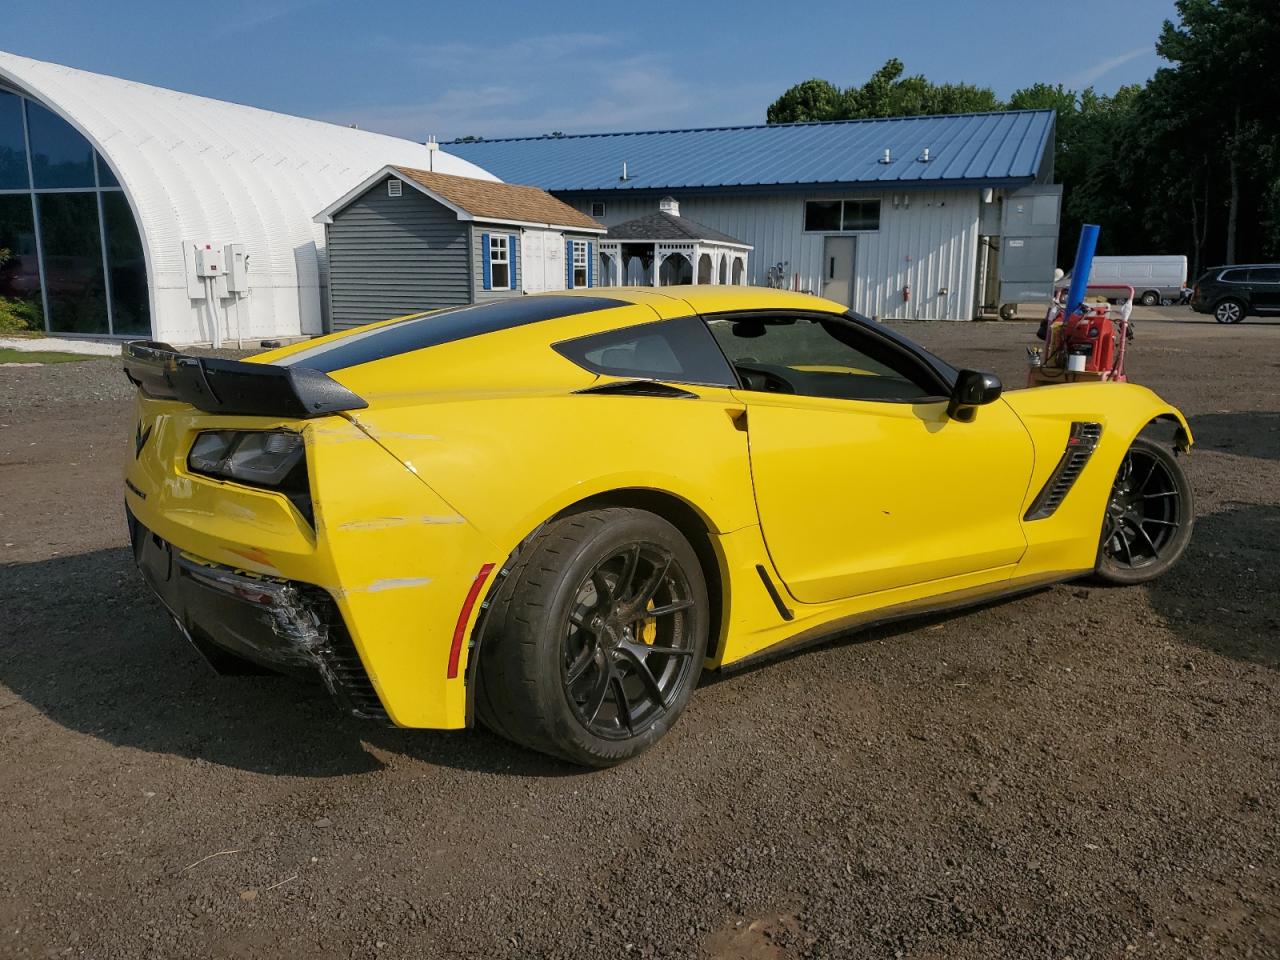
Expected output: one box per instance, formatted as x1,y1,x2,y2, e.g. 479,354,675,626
562,544,700,740
1095,436,1194,584
475,507,709,766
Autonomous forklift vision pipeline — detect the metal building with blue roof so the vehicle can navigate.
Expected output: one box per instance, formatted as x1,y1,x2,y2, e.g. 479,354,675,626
449,110,1061,320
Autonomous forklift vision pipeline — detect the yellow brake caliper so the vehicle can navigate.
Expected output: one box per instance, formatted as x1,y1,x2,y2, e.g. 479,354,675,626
641,600,657,645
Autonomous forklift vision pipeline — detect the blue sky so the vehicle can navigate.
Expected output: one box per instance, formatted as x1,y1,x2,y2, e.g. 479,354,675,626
7,0,1178,140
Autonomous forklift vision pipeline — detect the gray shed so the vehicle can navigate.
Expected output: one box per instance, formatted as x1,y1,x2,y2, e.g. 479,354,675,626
315,165,605,331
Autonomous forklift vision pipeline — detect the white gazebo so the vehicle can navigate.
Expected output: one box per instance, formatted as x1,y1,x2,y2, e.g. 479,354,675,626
596,198,751,287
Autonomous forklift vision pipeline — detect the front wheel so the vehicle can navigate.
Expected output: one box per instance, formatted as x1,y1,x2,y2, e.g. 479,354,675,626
1140,290,1161,307
1094,436,1194,585
476,508,708,767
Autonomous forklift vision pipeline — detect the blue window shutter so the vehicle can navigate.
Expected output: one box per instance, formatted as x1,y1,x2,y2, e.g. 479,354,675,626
587,241,595,288
565,238,574,289
509,233,519,290
481,232,492,290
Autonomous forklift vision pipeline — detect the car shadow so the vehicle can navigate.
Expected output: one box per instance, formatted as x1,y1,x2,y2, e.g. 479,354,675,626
6,502,1273,778
1143,502,1280,669
1,547,583,778
1186,411,1280,462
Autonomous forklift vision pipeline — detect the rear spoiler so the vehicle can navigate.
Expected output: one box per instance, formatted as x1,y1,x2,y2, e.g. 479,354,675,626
121,341,367,419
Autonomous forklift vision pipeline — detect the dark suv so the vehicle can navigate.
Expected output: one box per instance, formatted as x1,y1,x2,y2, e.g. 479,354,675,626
1191,264,1280,323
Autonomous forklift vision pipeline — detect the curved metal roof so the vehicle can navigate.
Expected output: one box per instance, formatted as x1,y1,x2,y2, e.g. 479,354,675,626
0,50,496,339
447,111,1055,194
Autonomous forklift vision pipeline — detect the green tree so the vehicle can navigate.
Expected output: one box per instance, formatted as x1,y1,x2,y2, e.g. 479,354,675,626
766,60,1001,124
1153,0,1280,262
765,79,846,124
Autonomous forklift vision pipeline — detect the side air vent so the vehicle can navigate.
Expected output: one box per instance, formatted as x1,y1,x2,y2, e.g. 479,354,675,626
1025,421,1103,521
387,179,403,197
575,380,698,399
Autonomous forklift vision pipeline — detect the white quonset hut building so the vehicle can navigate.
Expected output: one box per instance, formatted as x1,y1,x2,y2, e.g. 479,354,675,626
449,113,1062,321
0,51,495,344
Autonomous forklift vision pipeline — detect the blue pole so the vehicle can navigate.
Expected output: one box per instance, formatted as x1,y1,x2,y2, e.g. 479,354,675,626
1065,224,1100,316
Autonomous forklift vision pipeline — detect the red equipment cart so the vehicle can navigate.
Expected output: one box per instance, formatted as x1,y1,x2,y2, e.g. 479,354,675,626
1027,284,1134,386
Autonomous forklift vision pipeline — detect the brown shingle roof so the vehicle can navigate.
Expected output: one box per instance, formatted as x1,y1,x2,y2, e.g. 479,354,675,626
391,167,602,231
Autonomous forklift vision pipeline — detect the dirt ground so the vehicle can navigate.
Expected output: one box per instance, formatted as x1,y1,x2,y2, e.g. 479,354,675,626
2,307,1278,960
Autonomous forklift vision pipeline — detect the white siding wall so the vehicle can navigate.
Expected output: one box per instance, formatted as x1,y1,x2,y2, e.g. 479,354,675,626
574,190,982,321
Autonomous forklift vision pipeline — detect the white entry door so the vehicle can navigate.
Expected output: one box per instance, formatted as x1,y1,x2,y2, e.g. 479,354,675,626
822,236,856,306
522,228,565,294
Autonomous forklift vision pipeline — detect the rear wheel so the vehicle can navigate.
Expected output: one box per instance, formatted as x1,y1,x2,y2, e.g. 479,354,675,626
1214,298,1245,324
1140,290,1161,307
1094,436,1194,584
999,302,1018,321
476,508,708,767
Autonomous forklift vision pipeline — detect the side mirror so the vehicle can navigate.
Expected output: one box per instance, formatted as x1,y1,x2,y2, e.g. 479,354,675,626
947,370,1002,422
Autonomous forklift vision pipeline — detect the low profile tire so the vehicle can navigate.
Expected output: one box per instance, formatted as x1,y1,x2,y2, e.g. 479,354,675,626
476,508,709,767
1094,436,1194,585
1214,299,1245,324
998,302,1018,321
1140,290,1161,307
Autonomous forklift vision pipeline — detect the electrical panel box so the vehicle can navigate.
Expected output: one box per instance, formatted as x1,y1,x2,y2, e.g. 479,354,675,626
194,243,223,277
224,243,249,294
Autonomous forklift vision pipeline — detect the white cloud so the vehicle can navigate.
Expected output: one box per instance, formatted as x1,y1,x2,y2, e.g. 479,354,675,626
1064,45,1152,88
319,31,769,140
209,0,332,38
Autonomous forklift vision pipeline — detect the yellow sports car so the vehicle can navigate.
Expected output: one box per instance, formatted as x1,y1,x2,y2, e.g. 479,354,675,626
122,287,1194,766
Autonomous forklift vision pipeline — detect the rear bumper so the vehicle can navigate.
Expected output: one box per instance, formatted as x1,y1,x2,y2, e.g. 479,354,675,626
127,506,388,721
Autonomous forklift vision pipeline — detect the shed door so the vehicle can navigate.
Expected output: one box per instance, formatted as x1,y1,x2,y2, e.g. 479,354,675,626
522,228,565,294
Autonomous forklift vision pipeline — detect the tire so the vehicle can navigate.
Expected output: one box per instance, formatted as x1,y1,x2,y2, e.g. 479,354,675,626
1094,436,1194,585
1214,298,1245,324
998,302,1018,321
1140,290,1160,307
475,508,709,767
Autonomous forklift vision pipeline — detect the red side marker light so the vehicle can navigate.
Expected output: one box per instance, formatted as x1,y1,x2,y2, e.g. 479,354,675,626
447,563,495,679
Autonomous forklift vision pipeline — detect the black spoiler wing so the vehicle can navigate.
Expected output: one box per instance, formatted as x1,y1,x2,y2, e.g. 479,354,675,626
121,341,367,419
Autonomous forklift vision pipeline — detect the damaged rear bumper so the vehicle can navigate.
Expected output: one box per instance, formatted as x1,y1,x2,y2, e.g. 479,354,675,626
126,506,389,721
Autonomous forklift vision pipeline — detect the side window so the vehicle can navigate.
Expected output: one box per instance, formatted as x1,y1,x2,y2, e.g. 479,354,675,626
708,312,945,403
1219,268,1246,282
1248,267,1280,283
572,240,589,288
554,315,737,386
489,235,510,289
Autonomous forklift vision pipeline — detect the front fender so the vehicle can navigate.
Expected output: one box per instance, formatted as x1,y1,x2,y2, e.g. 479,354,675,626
1002,382,1192,574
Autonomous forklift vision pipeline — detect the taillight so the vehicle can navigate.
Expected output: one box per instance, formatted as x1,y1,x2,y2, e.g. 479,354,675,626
187,430,312,524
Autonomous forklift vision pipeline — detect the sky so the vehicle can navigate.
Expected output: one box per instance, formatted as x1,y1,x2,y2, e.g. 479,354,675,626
5,0,1180,142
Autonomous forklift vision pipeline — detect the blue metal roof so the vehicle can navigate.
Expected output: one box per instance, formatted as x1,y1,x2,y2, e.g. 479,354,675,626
447,110,1055,195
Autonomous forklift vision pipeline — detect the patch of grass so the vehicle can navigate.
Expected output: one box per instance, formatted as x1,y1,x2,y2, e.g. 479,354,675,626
0,348,99,364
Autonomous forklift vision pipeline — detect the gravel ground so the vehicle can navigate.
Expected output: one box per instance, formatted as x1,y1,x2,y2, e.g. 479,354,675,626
1,309,1278,960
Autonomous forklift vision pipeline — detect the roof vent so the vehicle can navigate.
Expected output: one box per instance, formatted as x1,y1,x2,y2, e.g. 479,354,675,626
659,196,680,216
387,179,402,197
879,148,894,164
919,147,932,163
620,161,629,181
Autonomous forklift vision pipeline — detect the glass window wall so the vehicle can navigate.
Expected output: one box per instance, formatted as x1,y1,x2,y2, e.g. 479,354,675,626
0,85,149,335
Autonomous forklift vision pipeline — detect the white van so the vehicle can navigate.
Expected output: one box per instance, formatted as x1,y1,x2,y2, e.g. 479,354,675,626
1059,255,1188,306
